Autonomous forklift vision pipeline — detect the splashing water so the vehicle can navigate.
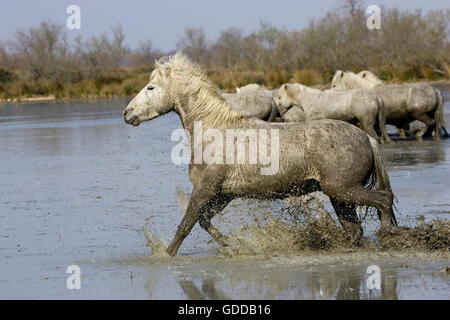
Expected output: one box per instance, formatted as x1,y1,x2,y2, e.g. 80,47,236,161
143,225,169,257
142,187,449,258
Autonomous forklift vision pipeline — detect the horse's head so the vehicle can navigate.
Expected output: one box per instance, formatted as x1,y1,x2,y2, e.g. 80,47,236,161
331,70,346,90
274,83,299,116
123,65,174,126
357,71,383,85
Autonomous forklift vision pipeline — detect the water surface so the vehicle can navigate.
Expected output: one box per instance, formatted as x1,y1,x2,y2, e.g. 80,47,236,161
0,96,449,299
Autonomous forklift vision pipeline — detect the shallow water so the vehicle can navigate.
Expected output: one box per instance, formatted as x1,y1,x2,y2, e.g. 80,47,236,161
0,95,449,299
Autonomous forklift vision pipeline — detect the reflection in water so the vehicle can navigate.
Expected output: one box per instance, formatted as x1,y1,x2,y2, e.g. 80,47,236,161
382,140,447,167
139,256,450,300
177,279,229,300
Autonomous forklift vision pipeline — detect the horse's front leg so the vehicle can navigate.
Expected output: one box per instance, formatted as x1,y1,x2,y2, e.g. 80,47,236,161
359,120,380,144
397,124,409,139
198,194,233,247
167,168,225,256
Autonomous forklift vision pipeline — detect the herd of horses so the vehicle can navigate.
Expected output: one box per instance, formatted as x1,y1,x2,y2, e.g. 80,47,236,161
229,71,447,144
123,53,447,256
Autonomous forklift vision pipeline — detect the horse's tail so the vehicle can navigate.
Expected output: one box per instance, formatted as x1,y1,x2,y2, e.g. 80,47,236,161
377,96,391,144
368,136,397,226
434,88,448,139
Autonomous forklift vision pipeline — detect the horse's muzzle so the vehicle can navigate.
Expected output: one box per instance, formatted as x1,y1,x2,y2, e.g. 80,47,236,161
123,109,140,126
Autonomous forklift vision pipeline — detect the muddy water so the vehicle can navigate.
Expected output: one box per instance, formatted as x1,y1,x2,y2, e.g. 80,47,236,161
0,94,449,299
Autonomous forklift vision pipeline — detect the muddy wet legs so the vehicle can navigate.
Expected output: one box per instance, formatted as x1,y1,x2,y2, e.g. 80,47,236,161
324,185,395,230
167,179,223,256
412,113,435,140
397,124,410,139
198,194,233,247
359,121,381,144
329,198,363,245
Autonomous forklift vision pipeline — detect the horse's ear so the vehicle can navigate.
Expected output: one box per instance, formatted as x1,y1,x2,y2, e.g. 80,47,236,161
340,72,344,78
362,72,366,78
281,84,291,94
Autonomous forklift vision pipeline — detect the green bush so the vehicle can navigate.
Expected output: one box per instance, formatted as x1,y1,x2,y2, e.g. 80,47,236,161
0,69,15,83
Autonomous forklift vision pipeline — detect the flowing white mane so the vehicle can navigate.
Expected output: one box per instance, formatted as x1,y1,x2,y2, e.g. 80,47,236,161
155,52,246,128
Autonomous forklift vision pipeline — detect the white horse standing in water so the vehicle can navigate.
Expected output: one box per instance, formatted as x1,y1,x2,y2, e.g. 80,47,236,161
331,70,447,140
236,83,264,94
222,90,278,122
123,53,396,256
273,83,391,144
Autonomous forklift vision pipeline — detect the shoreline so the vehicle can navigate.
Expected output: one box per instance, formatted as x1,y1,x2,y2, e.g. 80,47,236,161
0,95,133,104
2,79,449,104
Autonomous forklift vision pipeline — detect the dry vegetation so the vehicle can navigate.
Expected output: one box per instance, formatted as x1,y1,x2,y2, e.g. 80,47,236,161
0,0,449,101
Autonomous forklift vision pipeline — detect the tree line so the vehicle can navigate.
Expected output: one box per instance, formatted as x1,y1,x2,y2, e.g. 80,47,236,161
0,1,448,100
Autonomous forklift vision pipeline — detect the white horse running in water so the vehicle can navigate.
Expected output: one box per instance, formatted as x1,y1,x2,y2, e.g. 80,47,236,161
274,83,391,144
331,70,447,140
123,53,396,256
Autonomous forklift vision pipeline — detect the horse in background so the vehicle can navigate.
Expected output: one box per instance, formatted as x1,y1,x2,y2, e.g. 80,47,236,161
331,70,447,140
274,83,391,144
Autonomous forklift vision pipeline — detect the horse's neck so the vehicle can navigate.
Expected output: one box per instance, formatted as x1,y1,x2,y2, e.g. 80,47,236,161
174,100,192,133
346,77,376,89
358,78,378,89
302,86,321,95
174,85,245,135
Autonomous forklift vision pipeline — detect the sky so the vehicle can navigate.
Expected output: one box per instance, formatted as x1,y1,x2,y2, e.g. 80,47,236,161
0,0,447,51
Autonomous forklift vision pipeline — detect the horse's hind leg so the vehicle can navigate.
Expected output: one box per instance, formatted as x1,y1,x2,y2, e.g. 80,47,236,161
329,198,363,245
375,120,391,144
397,124,409,138
322,184,394,228
198,194,233,247
412,113,435,140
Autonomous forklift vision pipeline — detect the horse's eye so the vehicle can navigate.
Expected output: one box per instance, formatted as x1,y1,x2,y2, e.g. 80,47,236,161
148,85,155,91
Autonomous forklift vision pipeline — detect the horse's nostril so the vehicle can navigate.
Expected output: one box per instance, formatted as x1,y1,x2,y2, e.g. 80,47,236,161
123,109,129,117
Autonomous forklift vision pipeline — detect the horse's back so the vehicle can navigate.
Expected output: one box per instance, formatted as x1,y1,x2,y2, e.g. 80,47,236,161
223,91,273,119
303,91,359,122
378,84,436,117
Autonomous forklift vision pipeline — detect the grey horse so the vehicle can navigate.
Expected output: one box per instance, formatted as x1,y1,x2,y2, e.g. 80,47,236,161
236,83,265,94
222,90,278,122
123,53,396,256
274,83,391,144
331,70,447,140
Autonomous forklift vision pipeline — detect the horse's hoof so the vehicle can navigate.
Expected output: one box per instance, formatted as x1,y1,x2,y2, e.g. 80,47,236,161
342,222,363,246
166,247,178,257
